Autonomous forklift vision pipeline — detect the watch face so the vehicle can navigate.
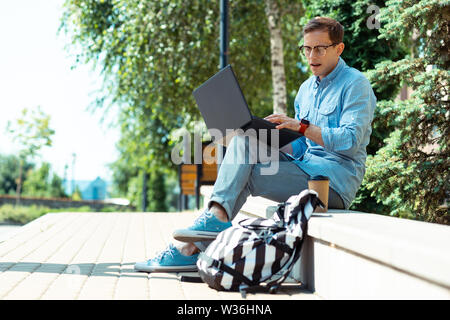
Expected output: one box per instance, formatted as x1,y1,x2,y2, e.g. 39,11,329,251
301,119,310,125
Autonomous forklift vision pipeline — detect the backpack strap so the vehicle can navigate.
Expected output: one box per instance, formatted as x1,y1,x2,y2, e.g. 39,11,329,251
238,220,284,232
267,238,293,256
275,202,287,222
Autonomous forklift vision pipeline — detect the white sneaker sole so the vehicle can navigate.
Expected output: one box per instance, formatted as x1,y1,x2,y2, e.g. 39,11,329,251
172,229,220,243
134,262,198,273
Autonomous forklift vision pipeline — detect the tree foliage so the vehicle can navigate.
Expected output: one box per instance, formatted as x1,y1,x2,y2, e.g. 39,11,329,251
6,107,54,159
363,0,449,224
0,154,33,195
0,154,66,199
22,162,67,198
6,107,55,202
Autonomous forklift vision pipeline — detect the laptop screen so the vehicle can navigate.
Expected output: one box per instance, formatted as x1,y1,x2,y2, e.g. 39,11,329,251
193,65,252,139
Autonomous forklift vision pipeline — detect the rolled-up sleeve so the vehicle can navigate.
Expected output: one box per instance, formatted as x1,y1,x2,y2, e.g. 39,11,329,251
321,77,376,158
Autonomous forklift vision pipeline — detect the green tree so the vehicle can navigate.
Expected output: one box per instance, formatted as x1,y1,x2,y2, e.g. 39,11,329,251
6,107,55,204
22,162,67,198
147,169,168,212
363,0,449,224
49,174,67,198
22,163,50,197
0,154,33,195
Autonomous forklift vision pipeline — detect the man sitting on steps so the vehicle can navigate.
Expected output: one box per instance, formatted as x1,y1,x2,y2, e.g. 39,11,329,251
135,16,377,273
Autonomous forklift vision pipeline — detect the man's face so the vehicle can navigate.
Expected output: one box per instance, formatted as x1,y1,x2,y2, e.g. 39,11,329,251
303,30,344,80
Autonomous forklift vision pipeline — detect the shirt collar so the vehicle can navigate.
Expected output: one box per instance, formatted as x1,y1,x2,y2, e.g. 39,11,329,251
314,57,346,88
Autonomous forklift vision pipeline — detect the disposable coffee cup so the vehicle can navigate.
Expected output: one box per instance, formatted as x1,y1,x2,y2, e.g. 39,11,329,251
308,175,329,213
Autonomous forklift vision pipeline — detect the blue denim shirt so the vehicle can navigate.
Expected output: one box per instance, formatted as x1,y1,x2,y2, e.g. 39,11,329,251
290,57,376,209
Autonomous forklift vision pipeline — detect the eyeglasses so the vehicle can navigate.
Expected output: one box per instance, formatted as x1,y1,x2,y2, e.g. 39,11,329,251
298,43,340,57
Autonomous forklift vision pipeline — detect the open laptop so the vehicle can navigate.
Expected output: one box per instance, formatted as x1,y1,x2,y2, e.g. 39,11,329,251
193,65,302,148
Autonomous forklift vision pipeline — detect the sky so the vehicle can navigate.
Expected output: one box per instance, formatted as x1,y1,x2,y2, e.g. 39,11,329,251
0,0,120,182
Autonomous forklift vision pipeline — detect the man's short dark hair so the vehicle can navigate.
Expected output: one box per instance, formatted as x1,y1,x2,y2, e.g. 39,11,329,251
303,17,344,44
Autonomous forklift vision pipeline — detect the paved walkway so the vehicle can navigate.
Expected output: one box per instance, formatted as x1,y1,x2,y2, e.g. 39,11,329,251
0,211,318,300
0,224,22,242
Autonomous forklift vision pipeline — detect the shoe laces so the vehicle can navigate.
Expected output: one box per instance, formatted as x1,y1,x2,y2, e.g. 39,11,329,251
194,211,214,227
152,244,176,263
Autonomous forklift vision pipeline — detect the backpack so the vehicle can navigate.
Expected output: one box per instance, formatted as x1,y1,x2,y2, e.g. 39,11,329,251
196,189,324,297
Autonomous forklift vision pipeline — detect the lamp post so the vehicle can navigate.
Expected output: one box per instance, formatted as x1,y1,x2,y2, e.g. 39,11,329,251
217,0,229,171
220,0,228,69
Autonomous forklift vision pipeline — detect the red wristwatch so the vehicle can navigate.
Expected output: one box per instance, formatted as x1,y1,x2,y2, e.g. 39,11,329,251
298,118,310,135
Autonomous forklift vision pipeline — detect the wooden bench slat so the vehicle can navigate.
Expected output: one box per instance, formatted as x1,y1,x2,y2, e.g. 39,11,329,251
181,173,197,180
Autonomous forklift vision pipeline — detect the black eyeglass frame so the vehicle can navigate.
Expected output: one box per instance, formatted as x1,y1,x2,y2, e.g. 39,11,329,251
298,43,341,56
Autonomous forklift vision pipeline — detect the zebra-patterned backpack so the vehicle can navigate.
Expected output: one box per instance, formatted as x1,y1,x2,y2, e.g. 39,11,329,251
196,189,324,297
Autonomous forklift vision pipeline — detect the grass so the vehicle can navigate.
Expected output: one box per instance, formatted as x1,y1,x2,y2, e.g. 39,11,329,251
0,204,132,225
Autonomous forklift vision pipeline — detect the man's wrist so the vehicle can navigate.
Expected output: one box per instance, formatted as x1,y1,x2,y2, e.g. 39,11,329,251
303,125,310,136
298,118,310,135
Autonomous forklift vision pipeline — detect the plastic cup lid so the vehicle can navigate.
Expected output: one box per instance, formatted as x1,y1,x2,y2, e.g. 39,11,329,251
308,175,329,181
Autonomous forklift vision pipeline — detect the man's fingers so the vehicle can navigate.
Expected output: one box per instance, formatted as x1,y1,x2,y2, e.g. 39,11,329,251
266,116,281,124
266,114,288,123
265,113,284,119
264,114,277,120
277,120,299,131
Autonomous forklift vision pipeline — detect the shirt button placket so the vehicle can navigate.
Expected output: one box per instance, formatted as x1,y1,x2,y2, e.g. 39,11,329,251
314,86,321,125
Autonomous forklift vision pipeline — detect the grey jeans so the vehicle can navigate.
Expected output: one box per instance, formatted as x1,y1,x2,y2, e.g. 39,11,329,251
194,133,344,251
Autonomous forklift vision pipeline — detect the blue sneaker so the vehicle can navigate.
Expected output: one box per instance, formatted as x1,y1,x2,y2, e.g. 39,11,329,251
134,243,199,273
173,211,232,242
